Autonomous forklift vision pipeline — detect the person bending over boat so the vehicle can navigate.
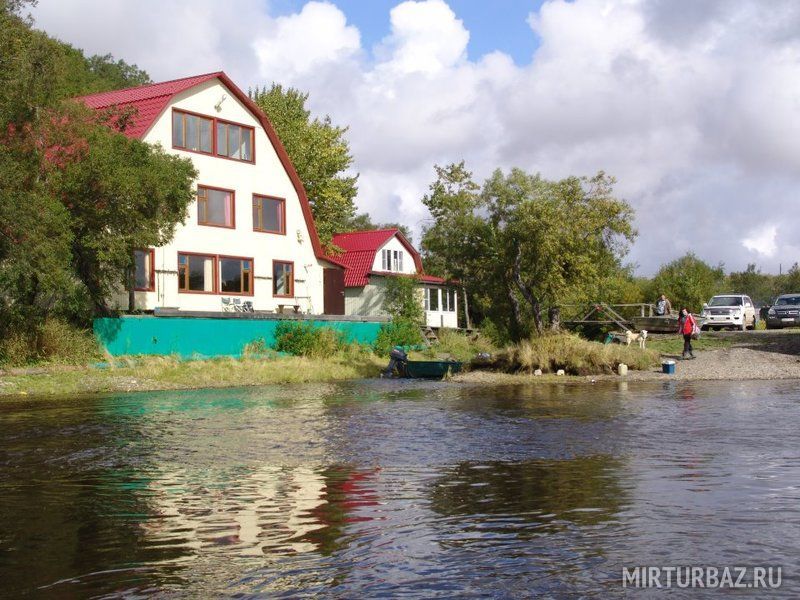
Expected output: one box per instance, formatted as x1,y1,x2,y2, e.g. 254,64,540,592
655,294,672,316
678,308,697,359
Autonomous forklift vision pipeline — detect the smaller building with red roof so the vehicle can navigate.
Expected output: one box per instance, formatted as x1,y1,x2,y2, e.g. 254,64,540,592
329,229,459,328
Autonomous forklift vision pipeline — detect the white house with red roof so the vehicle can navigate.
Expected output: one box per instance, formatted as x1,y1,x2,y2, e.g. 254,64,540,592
79,72,343,314
330,229,459,328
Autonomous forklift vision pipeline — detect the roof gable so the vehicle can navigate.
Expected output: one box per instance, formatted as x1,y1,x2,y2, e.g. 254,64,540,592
77,71,326,261
329,229,424,287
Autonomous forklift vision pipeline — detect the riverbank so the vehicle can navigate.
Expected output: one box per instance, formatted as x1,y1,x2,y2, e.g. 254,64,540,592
0,354,386,398
3,330,800,398
454,330,800,384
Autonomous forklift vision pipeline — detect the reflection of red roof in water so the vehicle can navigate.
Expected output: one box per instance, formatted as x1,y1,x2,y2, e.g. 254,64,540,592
329,229,448,287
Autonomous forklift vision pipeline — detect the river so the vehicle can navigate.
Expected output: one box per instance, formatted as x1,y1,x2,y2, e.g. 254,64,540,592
1,379,798,597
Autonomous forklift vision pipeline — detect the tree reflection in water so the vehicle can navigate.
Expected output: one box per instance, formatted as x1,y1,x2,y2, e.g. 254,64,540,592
429,456,627,537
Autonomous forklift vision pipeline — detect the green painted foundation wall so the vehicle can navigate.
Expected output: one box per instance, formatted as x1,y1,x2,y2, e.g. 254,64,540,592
94,316,384,358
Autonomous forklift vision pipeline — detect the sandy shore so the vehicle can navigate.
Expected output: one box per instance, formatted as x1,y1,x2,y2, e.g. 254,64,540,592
453,330,800,384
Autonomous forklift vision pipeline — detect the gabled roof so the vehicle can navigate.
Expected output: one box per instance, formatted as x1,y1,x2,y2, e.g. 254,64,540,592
330,228,428,287
77,72,222,139
78,71,331,262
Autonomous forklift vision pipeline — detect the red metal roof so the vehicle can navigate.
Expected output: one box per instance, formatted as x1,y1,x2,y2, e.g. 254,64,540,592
77,71,332,264
78,72,221,138
329,229,432,287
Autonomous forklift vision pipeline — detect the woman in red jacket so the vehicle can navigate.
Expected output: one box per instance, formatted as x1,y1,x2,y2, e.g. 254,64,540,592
678,307,696,359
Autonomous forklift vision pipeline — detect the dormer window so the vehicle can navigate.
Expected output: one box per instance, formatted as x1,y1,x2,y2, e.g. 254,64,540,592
381,249,404,272
172,109,254,163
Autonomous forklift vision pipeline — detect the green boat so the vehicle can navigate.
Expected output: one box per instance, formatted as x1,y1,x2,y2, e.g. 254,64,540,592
404,360,462,379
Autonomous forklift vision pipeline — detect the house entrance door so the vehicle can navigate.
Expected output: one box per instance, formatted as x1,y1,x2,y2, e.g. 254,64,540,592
323,268,345,315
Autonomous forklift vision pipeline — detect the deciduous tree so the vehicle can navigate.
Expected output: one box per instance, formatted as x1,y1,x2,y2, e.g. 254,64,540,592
251,84,358,246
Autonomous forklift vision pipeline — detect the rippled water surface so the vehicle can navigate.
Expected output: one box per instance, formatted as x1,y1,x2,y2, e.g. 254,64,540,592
2,379,800,597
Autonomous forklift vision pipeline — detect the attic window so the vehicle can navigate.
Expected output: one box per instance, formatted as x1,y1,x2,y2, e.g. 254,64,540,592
381,249,404,272
173,110,212,153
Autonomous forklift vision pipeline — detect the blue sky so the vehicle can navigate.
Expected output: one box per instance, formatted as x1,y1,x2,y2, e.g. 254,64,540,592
271,0,545,64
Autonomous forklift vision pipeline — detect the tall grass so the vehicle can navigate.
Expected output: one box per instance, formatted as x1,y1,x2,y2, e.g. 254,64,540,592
494,332,659,375
419,328,497,362
0,319,101,367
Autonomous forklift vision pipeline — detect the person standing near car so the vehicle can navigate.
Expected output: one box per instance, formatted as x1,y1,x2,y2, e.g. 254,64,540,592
678,307,697,359
655,294,672,316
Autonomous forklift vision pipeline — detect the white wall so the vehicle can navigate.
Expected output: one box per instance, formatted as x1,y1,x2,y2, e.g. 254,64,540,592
119,79,327,314
372,236,417,274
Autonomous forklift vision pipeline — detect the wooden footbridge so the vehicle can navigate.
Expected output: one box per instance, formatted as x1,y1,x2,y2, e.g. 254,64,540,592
560,303,656,332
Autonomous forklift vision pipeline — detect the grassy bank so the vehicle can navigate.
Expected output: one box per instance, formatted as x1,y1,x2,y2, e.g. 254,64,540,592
0,354,386,398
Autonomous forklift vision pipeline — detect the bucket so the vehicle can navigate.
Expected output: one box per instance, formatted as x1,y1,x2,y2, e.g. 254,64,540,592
661,360,676,374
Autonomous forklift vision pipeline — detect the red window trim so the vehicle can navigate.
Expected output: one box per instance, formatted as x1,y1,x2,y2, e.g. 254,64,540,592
272,260,295,298
172,108,255,164
197,184,236,229
218,254,254,297
133,248,155,292
177,251,218,295
253,194,286,235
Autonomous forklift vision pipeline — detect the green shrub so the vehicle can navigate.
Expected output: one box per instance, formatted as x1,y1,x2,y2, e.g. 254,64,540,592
273,321,346,358
422,328,497,362
373,319,424,355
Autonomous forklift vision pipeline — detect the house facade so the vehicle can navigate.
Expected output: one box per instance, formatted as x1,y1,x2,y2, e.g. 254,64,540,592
80,72,342,314
330,229,459,328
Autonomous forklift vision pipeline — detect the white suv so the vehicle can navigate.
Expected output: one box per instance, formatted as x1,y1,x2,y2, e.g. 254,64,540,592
701,294,756,331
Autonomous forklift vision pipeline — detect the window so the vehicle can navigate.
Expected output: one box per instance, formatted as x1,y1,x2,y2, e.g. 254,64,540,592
273,261,294,297
197,186,234,228
220,257,253,295
133,249,154,291
253,195,285,234
172,111,213,153
447,289,456,312
426,287,439,311
172,109,255,163
216,121,254,161
381,249,404,272
178,253,215,293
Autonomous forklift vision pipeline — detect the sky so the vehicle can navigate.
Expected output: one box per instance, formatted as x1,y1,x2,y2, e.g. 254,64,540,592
30,0,800,275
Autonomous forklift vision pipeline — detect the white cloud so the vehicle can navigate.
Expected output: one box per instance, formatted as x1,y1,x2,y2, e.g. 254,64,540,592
743,224,778,257
253,2,361,82
30,0,800,274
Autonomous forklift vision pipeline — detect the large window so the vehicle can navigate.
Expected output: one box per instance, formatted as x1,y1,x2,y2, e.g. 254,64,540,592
425,287,439,311
441,288,456,312
178,253,215,293
133,249,154,291
253,195,285,234
172,109,254,163
172,111,213,154
217,121,253,161
220,257,252,295
381,249,404,272
197,186,234,228
273,261,294,297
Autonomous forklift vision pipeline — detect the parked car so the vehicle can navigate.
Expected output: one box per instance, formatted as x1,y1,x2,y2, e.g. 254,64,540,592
765,294,800,329
700,294,757,331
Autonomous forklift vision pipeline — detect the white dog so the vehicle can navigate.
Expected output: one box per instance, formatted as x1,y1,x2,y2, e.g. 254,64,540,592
625,329,648,349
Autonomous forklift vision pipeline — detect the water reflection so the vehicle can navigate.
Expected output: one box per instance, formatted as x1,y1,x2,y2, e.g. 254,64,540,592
2,379,800,597
429,456,626,530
